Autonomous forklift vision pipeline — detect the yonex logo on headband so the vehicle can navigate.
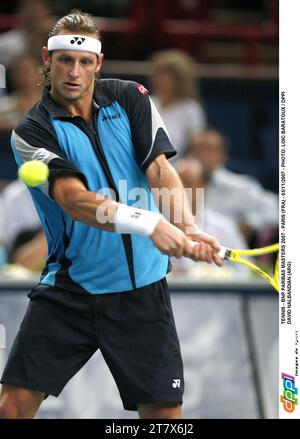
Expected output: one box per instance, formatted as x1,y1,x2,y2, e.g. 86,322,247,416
47,35,102,55
70,36,86,45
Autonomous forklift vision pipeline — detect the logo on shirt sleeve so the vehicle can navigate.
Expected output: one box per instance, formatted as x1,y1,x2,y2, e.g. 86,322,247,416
32,148,52,162
137,84,149,95
172,379,181,388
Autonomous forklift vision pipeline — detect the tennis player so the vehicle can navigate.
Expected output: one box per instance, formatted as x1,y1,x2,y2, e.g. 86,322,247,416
0,10,222,419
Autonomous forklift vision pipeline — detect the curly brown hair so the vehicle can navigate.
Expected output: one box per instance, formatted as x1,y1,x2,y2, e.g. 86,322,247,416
40,9,101,85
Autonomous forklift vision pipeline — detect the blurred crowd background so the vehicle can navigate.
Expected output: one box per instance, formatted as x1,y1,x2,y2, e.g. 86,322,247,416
0,0,279,281
0,0,279,420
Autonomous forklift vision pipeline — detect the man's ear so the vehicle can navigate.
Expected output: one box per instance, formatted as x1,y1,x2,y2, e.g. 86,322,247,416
42,47,51,65
95,53,104,73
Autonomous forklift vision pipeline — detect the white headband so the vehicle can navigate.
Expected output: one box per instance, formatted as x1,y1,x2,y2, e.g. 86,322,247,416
48,35,102,55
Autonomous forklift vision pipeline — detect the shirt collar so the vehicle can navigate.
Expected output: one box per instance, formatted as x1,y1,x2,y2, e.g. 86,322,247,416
42,82,112,118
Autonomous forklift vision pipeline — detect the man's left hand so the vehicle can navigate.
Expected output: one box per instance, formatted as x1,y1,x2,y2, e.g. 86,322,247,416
184,228,224,266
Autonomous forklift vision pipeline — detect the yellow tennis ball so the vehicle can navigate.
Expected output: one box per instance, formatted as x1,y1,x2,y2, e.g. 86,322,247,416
18,160,49,187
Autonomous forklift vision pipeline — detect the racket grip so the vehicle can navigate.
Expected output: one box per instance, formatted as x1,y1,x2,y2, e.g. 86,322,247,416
217,246,228,259
188,240,227,259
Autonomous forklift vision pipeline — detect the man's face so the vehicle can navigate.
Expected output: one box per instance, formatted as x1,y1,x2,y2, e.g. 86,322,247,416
50,50,101,100
43,36,103,101
150,68,176,99
188,132,226,174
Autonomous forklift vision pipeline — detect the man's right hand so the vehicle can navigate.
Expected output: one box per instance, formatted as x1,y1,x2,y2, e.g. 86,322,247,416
150,218,189,258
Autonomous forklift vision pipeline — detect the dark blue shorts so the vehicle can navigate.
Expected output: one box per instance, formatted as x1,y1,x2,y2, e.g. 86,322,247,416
0,278,184,411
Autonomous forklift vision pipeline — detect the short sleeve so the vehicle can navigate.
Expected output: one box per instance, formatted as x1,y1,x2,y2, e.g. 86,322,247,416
107,80,177,171
12,115,88,200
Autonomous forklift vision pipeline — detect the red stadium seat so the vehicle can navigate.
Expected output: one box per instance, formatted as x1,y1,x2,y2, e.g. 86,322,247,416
0,14,20,32
151,0,278,65
0,1,148,59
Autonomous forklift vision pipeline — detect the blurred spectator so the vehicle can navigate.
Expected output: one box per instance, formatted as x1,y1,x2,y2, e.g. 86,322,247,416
171,158,248,276
0,0,54,69
149,49,206,160
175,157,248,249
0,180,47,270
0,53,42,129
187,128,278,245
10,229,47,271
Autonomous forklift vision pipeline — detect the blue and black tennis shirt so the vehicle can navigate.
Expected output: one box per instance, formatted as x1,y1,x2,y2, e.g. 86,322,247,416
11,79,176,294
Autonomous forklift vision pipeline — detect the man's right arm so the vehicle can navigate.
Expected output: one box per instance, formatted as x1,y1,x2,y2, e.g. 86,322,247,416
53,176,118,231
53,176,200,259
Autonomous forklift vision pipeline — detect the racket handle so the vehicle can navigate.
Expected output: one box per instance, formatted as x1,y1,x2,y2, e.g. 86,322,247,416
188,240,228,259
217,246,228,259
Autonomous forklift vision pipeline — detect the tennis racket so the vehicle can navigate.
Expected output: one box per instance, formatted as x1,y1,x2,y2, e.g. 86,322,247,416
190,241,279,292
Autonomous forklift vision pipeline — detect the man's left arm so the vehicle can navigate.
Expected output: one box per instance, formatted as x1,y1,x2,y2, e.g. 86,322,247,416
146,154,223,265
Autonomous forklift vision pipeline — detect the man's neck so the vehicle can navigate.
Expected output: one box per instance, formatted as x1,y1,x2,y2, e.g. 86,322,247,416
50,88,94,123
